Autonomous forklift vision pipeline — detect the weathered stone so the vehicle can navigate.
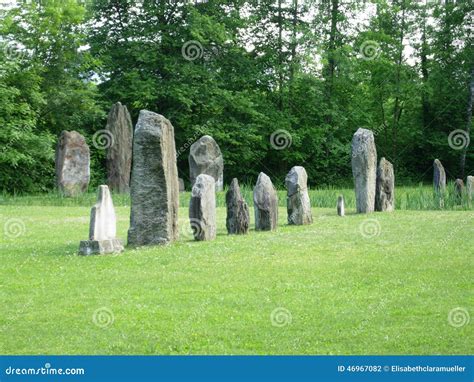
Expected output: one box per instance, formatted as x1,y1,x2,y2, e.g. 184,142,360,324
467,176,474,201
337,195,345,217
351,128,377,213
226,178,250,234
375,157,395,212
454,178,465,202
179,178,185,193
189,174,216,241
106,102,133,193
55,130,90,197
433,159,446,193
189,135,224,192
253,172,278,231
285,166,312,225
127,110,179,246
79,185,124,255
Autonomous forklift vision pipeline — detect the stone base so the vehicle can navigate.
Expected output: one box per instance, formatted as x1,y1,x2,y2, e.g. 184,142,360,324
79,239,124,256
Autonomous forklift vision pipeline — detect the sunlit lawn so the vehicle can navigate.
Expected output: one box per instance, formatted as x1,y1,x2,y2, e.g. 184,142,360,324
0,199,472,355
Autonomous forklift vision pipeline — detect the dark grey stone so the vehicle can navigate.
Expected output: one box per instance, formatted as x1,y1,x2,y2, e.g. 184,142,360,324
337,195,345,217
285,166,312,225
351,128,377,213
189,135,224,192
189,174,216,241
253,172,278,231
433,159,446,193
226,178,250,234
127,110,179,246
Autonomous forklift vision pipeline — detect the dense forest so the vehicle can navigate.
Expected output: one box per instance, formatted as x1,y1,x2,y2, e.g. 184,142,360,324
0,0,472,193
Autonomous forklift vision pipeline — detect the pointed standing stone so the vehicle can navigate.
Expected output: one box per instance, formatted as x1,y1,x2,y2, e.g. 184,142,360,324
189,174,216,241
226,178,250,234
337,195,345,217
375,157,395,212
189,135,224,192
79,185,123,255
351,128,377,213
106,102,133,193
433,159,446,193
55,131,90,197
127,110,179,246
285,166,312,225
253,172,278,231
467,175,474,201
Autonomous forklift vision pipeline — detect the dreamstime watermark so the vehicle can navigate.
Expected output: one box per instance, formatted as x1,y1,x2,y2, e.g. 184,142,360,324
182,40,204,61
359,40,381,61
92,129,114,150
176,126,207,158
359,218,381,238
92,307,114,328
448,307,470,328
270,129,292,150
447,129,470,151
270,307,292,327
2,41,26,61
180,218,204,241
3,218,26,239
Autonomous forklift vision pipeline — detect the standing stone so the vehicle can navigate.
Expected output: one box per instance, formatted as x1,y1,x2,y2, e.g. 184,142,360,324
79,185,124,255
55,130,90,197
189,174,216,241
127,110,179,246
189,135,224,192
106,102,133,193
351,128,377,213
375,157,395,212
454,178,465,202
467,176,474,201
285,166,312,225
226,178,250,234
433,159,446,193
253,172,278,231
337,195,345,217
178,178,185,193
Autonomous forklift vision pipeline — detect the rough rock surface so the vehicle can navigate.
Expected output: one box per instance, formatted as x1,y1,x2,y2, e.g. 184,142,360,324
253,172,278,231
285,166,312,225
454,178,465,202
467,175,474,201
226,178,250,234
433,159,446,193
375,157,395,212
127,110,179,246
189,135,224,191
55,130,90,197
189,174,216,241
337,195,345,217
106,102,133,193
179,178,185,193
351,128,377,213
79,185,124,255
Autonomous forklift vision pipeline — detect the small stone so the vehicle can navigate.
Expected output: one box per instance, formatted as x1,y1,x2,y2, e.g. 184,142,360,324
467,176,474,201
179,178,185,192
285,166,312,225
79,185,123,255
351,128,377,213
337,195,345,217
106,102,133,193
454,178,465,202
433,159,446,193
189,174,216,241
127,110,179,246
226,178,250,234
375,157,395,212
189,135,224,192
253,172,278,231
55,131,90,197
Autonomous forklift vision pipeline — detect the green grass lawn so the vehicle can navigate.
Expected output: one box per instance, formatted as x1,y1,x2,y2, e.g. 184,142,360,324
0,200,472,355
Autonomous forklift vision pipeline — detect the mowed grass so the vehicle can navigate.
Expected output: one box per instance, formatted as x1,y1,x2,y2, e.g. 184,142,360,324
0,200,472,355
